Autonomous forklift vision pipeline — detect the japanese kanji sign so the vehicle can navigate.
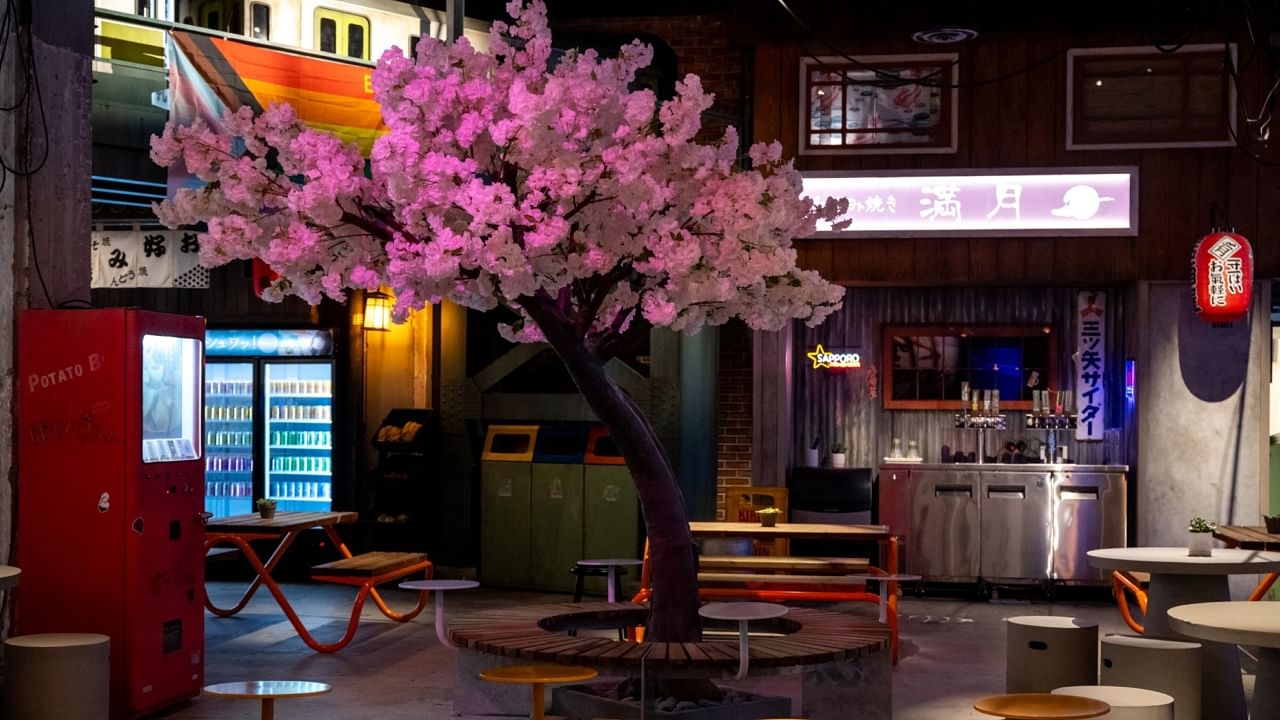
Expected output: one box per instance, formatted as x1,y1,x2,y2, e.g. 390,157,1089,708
801,169,1137,237
90,230,210,289
1076,291,1105,441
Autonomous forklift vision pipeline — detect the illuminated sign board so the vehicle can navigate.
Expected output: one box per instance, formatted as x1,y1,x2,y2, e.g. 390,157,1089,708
206,329,334,357
807,344,861,370
801,168,1138,238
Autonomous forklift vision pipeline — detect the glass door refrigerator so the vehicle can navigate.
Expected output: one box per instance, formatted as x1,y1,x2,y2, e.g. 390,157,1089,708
205,328,337,516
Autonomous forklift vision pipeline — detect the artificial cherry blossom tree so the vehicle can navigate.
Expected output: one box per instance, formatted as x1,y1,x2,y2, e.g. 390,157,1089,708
152,0,846,642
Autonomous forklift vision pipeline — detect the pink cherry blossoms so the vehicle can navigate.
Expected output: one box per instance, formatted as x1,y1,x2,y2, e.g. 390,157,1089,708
151,0,847,343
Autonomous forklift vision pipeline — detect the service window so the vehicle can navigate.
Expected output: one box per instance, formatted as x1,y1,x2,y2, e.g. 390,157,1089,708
314,8,370,60
250,2,270,40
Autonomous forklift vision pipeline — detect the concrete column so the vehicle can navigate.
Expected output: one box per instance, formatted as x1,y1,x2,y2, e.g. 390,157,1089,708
1136,281,1268,595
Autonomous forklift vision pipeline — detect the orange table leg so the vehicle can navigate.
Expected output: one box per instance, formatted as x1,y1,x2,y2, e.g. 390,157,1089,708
1250,571,1278,602
532,682,546,720
204,531,300,617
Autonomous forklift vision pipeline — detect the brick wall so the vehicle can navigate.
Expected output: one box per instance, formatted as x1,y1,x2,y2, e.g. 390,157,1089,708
548,13,751,519
715,321,752,519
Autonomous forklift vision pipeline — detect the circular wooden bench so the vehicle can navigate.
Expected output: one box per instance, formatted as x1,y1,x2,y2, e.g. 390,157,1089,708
447,601,890,678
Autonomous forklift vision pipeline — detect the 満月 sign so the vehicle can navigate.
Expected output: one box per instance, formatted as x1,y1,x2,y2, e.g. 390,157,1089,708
802,168,1137,238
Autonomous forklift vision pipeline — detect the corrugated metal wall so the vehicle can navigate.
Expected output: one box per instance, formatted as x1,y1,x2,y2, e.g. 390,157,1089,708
793,286,1131,469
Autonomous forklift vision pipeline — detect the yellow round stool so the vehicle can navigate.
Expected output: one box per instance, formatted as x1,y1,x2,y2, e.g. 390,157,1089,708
974,692,1110,720
478,664,598,720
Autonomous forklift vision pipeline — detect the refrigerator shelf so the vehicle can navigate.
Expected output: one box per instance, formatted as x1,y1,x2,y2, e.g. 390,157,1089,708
208,418,253,423
267,419,332,425
269,497,332,502
268,470,332,476
270,445,333,450
270,393,331,399
205,393,251,399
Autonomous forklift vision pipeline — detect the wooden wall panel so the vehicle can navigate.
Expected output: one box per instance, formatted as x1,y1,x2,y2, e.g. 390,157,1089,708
757,25,1280,284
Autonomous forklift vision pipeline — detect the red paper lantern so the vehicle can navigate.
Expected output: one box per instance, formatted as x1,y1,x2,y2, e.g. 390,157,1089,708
1192,231,1253,323
251,258,280,298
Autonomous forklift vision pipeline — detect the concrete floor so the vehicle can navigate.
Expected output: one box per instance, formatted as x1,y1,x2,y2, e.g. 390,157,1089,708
148,581,1258,719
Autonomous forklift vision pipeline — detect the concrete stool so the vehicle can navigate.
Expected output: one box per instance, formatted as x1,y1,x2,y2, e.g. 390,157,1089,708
3,633,109,720
1053,686,1174,720
1006,616,1099,693
1100,634,1200,720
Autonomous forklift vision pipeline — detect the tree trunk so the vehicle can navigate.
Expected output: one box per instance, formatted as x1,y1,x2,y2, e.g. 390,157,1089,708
521,297,702,642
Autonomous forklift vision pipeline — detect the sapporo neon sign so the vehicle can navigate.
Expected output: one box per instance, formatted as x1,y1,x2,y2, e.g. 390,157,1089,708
807,344,862,370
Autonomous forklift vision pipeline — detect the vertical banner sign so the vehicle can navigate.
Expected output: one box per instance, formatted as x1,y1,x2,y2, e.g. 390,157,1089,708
1076,291,1105,441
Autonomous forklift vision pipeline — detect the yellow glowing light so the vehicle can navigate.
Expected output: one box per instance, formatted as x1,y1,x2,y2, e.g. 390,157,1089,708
363,290,393,331
807,343,862,370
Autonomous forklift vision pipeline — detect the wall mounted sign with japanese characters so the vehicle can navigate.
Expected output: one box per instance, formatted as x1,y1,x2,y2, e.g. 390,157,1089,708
90,230,210,289
801,168,1137,238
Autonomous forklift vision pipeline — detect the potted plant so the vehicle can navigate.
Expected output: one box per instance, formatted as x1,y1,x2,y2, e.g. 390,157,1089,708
1265,514,1280,534
755,506,783,527
256,498,277,520
831,441,848,468
1187,517,1215,556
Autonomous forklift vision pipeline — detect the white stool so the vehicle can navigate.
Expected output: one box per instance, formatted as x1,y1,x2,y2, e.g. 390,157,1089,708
1100,634,1200,720
1053,685,1174,720
3,633,109,720
1006,615,1099,693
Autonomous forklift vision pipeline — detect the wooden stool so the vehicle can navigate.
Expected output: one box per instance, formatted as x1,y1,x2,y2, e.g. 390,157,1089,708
204,680,331,720
974,693,1111,719
479,665,598,720
1053,685,1174,720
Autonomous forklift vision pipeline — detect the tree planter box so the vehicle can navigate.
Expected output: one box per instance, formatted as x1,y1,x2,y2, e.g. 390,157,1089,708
551,685,791,720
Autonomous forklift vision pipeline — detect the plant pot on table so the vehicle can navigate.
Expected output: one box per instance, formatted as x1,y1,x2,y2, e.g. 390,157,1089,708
1187,531,1213,557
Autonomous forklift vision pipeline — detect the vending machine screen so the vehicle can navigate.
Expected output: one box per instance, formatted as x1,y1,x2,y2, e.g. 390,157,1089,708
141,334,203,462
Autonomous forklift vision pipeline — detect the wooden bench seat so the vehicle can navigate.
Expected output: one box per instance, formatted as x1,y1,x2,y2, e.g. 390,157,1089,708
311,551,428,578
296,551,433,652
697,555,869,574
447,601,890,676
697,572,867,586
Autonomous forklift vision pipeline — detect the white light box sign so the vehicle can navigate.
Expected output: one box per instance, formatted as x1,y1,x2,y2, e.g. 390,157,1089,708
801,168,1138,238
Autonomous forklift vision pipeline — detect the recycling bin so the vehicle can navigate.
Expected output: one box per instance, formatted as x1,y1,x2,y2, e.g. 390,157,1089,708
530,424,589,593
582,426,641,596
480,424,538,587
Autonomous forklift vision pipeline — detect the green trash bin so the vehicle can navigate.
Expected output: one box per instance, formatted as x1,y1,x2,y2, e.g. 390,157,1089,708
582,426,641,597
530,424,589,593
480,425,538,587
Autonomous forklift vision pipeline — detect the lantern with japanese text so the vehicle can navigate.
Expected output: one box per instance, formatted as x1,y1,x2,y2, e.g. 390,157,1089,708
1192,230,1253,323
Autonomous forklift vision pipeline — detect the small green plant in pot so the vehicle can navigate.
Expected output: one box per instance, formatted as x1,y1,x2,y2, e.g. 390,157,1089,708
1187,517,1215,557
830,441,848,468
755,506,783,527
256,498,277,519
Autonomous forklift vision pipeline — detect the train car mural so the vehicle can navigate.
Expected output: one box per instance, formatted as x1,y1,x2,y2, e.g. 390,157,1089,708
92,1,489,218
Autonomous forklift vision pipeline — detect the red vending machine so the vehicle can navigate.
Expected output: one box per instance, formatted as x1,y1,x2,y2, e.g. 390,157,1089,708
16,308,206,719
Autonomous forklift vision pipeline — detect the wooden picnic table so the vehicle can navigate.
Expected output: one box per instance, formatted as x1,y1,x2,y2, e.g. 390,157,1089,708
1212,524,1280,551
204,511,432,652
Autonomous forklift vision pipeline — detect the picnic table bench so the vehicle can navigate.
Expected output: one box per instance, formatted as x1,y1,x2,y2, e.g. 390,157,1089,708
631,522,903,661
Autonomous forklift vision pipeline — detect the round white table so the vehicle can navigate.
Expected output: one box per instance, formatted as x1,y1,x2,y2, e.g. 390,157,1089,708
0,565,19,591
575,558,643,602
699,601,789,680
1168,601,1280,720
399,579,480,649
1087,547,1280,720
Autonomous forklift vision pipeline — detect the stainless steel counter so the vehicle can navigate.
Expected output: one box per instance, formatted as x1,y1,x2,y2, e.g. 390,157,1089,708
878,463,1128,586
